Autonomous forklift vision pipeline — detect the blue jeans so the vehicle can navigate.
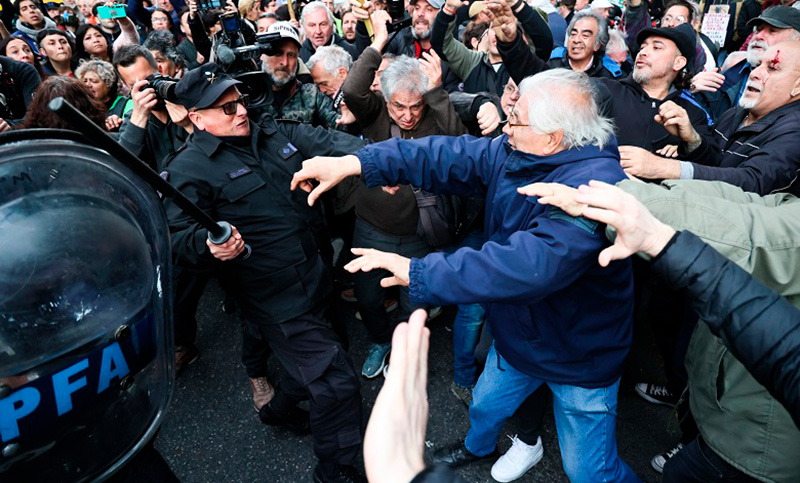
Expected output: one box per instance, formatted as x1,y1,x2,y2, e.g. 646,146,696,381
465,345,641,483
444,230,486,387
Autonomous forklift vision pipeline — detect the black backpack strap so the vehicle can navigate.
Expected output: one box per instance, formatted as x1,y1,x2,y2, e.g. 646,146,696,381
413,188,442,248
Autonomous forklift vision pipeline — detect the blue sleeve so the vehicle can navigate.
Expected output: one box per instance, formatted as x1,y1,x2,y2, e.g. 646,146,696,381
356,135,501,198
409,206,606,306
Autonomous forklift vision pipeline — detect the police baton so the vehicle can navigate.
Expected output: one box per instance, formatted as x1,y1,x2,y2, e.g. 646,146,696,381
48,97,252,259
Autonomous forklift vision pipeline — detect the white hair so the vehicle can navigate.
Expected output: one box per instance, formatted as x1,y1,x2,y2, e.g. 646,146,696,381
519,69,615,150
301,1,335,28
606,29,628,56
306,44,352,74
380,55,429,102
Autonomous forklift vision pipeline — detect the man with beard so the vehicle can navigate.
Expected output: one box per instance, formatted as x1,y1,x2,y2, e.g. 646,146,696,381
494,2,711,155
353,0,462,92
299,1,358,62
630,41,800,197
691,6,800,121
255,21,343,128
341,10,358,44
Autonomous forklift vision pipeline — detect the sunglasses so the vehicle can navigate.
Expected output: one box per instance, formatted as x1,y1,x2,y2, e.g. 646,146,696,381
198,94,250,115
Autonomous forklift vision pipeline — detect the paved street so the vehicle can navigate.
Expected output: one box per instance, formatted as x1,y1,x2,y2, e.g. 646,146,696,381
156,281,679,483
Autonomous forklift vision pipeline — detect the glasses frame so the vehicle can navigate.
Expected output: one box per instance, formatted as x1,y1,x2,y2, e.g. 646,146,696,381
197,94,250,115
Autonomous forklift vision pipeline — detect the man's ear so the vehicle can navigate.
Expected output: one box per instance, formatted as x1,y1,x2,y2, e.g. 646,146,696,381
471,37,479,50
187,111,204,130
337,66,348,79
673,54,688,73
791,77,800,98
543,130,565,155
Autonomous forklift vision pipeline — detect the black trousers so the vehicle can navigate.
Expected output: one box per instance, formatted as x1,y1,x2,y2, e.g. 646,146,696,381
514,385,550,445
663,436,759,483
241,304,363,465
171,266,211,348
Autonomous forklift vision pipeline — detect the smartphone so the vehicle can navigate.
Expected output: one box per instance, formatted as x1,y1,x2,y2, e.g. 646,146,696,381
197,0,224,9
97,5,127,19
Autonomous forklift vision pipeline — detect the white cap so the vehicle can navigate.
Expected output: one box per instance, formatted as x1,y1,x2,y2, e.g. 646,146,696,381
267,21,301,47
591,0,614,9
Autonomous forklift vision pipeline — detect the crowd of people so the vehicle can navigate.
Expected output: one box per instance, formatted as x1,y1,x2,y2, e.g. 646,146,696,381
1,0,799,480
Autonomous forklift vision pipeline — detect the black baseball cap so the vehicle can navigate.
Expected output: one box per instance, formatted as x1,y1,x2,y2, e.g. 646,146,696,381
175,63,241,110
747,5,800,32
637,22,696,64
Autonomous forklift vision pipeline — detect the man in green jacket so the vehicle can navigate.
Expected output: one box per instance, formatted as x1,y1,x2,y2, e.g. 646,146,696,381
524,178,800,483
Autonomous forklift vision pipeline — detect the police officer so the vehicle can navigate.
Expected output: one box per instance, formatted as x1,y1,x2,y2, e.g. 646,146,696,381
163,63,367,483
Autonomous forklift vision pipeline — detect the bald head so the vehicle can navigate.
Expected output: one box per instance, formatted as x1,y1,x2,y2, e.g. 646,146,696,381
740,40,800,121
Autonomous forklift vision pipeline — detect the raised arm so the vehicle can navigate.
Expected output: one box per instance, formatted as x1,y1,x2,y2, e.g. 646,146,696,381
513,0,554,61
342,10,391,127
430,1,482,80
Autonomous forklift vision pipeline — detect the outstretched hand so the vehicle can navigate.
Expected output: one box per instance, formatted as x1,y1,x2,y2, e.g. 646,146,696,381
517,182,584,216
363,309,429,483
520,181,677,266
290,154,362,206
572,181,676,266
344,248,411,287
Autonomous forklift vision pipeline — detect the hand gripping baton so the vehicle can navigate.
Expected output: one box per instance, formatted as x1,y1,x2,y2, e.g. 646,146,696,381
48,97,251,259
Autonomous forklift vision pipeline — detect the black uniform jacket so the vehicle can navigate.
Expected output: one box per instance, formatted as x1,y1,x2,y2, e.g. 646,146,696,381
163,117,366,324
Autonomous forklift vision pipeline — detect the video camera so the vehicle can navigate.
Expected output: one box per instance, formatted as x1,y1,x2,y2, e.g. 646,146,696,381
386,0,411,33
216,31,282,68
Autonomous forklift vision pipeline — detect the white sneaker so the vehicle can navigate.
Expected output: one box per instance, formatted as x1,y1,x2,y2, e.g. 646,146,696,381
491,435,543,482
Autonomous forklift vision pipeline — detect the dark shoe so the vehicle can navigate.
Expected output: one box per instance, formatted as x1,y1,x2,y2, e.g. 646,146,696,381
635,383,680,407
312,463,366,483
450,382,474,407
174,344,199,377
430,441,495,468
258,401,311,434
651,443,684,474
249,376,275,412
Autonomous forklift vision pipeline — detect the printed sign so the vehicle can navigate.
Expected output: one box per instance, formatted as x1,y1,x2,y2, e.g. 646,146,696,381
701,4,731,47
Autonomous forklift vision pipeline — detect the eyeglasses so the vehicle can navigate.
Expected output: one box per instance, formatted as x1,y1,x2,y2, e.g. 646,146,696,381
501,112,530,128
499,119,531,128
152,16,170,23
198,94,250,115
503,83,519,95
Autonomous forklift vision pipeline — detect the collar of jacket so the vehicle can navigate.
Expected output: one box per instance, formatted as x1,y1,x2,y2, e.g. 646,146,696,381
193,121,275,157
502,135,620,177
619,74,683,103
14,16,57,38
303,33,345,54
734,98,800,135
561,48,606,76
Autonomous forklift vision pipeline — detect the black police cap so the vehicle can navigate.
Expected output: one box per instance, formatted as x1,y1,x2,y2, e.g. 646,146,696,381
175,63,241,110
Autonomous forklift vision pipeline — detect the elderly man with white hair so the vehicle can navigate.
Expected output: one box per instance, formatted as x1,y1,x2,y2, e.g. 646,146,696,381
290,68,641,483
307,44,353,98
299,0,358,62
